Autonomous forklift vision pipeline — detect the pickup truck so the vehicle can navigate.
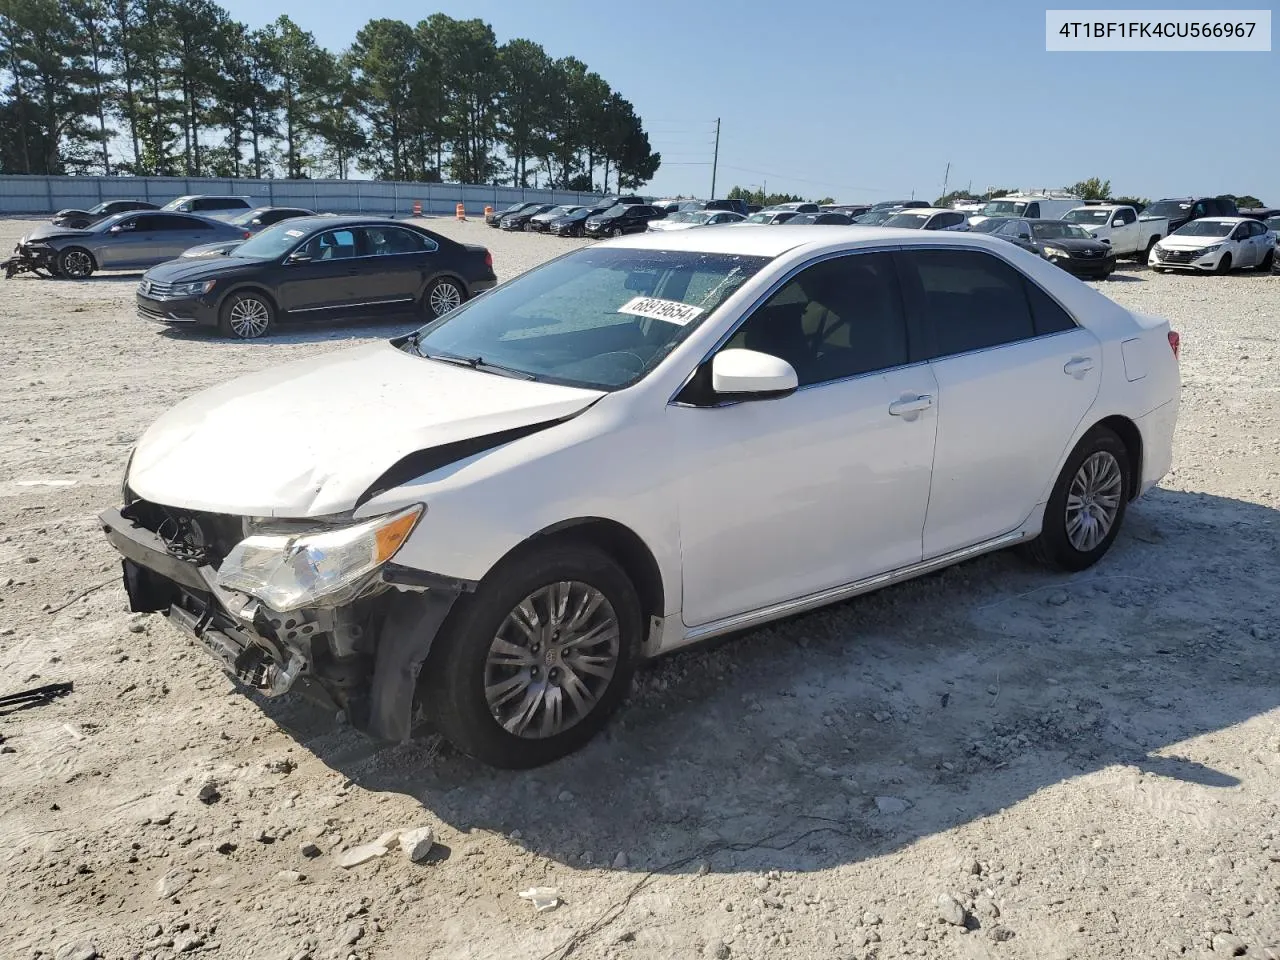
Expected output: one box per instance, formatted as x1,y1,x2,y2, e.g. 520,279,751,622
1061,205,1168,261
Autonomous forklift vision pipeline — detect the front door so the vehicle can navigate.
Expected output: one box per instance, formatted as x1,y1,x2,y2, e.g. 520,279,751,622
100,214,162,268
672,251,939,627
276,228,362,317
893,248,1103,558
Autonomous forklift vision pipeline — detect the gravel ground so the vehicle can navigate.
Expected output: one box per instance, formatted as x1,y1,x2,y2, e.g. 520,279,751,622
2,216,1279,960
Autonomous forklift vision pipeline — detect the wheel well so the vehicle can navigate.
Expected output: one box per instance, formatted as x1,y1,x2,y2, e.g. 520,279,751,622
517,518,665,624
424,273,467,299
60,246,96,267
1093,415,1143,500
220,285,279,316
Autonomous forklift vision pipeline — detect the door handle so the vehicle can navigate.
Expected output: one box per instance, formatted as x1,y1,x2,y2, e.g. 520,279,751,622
1064,357,1094,378
888,394,934,416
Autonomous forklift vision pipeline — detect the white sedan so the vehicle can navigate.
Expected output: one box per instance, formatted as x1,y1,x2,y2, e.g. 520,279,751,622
1149,216,1277,273
101,226,1181,768
647,209,745,232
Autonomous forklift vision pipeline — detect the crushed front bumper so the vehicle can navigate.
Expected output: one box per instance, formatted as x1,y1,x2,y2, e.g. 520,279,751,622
99,503,469,741
2,243,57,279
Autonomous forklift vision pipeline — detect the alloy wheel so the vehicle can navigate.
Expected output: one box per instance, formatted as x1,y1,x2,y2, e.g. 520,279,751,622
483,581,620,739
62,250,93,278
228,297,270,338
429,281,462,317
1064,451,1123,552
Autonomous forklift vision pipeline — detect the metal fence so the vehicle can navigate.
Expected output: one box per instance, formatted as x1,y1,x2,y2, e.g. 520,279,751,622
0,175,603,217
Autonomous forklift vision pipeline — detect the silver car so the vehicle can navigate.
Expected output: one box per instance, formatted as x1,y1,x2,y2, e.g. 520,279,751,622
4,211,246,279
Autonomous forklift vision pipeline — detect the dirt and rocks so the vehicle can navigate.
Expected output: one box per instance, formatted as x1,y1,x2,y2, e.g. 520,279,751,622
1,215,1279,960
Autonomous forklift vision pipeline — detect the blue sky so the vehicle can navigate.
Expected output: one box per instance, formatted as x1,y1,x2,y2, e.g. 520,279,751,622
218,0,1278,205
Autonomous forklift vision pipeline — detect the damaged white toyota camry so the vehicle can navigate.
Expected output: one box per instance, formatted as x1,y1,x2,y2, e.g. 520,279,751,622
101,225,1180,768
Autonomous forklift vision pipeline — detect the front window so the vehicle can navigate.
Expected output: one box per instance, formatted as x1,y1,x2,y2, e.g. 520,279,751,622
409,248,770,390
1173,220,1232,238
1063,208,1111,225
1031,221,1088,240
882,213,931,229
979,200,1028,218
229,222,316,259
1144,200,1192,219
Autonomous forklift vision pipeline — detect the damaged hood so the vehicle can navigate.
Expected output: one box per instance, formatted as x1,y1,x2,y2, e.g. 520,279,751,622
22,222,95,243
128,342,604,517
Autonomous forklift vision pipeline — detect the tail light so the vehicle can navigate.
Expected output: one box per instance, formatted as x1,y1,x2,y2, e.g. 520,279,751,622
484,251,493,269
243,231,251,239
1168,330,1180,359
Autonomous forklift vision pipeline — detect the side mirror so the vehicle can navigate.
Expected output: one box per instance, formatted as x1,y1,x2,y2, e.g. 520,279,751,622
711,348,798,398
286,251,312,264
108,225,121,234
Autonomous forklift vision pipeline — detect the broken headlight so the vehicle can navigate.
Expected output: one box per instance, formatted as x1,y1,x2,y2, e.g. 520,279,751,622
216,505,422,611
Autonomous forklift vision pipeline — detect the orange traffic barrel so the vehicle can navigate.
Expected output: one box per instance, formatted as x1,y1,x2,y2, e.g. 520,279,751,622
412,200,422,216
484,205,493,217
455,203,465,220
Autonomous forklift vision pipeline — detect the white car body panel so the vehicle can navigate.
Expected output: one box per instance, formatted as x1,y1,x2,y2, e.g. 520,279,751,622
128,225,1180,655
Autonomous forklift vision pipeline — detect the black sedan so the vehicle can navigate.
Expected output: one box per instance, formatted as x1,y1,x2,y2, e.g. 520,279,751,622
180,207,317,259
548,204,614,237
486,201,538,227
135,216,496,339
52,199,158,229
973,217,1117,280
500,204,556,230
584,204,663,238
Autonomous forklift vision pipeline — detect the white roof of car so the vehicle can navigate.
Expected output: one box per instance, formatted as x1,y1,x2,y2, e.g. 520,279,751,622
607,224,1008,258
1195,216,1249,225
888,207,950,216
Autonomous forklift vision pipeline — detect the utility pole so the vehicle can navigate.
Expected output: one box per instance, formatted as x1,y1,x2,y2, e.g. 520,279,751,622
941,161,950,203
710,118,720,200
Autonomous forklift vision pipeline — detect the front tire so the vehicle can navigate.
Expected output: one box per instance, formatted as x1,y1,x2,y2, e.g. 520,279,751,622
423,542,642,768
218,291,274,339
1029,426,1131,572
57,247,96,278
424,277,466,318
1215,253,1232,275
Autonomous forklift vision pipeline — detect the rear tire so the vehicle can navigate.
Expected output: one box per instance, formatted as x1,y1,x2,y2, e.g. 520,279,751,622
423,542,642,769
1215,253,1232,275
424,277,466,318
57,247,95,278
1136,237,1158,262
1028,426,1131,572
1257,249,1274,272
218,291,274,339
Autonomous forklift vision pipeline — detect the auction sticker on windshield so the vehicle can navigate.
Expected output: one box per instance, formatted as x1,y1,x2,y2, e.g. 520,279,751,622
618,296,704,326
285,229,304,237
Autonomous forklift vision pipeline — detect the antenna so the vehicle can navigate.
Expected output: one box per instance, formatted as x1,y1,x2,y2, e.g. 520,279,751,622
710,118,720,200
941,161,950,203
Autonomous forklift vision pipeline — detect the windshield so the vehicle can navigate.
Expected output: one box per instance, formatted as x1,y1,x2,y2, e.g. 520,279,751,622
410,248,770,390
229,209,268,226
969,218,1008,234
882,213,930,229
597,205,628,219
1144,201,1191,219
666,212,699,224
160,197,193,211
502,202,529,214
1031,221,1089,240
1063,208,1111,225
87,202,111,215
1173,220,1232,238
980,200,1028,217
540,206,571,218
560,209,590,221
854,209,897,225
746,213,772,224
229,221,309,259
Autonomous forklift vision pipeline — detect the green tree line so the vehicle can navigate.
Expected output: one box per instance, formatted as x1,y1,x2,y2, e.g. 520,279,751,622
0,0,661,189
726,185,834,207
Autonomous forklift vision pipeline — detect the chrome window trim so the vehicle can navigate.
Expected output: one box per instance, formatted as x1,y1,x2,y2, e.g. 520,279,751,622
289,297,416,314
665,241,1085,407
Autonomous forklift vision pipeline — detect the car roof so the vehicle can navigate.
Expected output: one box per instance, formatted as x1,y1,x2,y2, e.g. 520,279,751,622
1194,216,1248,225
887,207,951,216
606,223,1025,258
272,215,425,231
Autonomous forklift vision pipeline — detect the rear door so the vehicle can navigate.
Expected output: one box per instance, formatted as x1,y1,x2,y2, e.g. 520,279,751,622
352,226,438,316
895,247,1102,558
276,228,362,317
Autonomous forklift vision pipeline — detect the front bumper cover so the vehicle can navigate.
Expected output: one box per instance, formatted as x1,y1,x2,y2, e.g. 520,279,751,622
100,504,471,741
3,243,58,279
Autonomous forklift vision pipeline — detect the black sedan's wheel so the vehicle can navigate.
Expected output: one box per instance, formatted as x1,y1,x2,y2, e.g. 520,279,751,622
423,542,642,768
57,247,96,278
425,277,465,318
1029,426,1130,572
218,291,274,339
609,226,622,238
